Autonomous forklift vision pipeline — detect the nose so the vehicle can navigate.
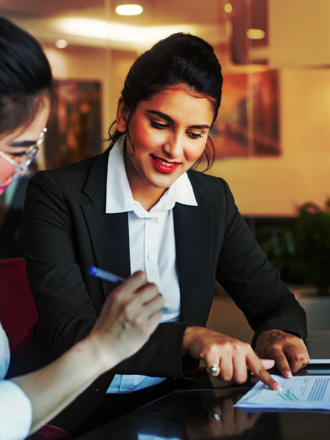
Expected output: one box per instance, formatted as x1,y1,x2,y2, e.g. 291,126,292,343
0,152,28,182
162,132,183,159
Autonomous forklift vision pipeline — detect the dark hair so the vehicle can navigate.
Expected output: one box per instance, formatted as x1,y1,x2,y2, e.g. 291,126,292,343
0,16,53,135
108,32,223,170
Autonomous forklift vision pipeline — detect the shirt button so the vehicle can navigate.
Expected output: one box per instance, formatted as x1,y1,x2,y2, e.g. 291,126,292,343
148,254,155,261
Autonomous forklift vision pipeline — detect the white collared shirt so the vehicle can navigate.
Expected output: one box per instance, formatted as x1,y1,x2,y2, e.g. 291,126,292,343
105,135,197,393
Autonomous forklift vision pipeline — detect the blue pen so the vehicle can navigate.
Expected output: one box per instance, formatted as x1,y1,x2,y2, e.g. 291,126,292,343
89,266,163,299
88,266,125,284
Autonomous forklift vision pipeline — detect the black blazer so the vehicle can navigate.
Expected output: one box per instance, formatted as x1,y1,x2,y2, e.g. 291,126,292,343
24,147,307,380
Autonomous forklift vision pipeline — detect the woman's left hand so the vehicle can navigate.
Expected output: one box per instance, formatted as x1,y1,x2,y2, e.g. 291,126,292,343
255,329,310,378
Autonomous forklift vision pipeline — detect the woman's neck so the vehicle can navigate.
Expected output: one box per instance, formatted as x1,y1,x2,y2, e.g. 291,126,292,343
130,184,166,211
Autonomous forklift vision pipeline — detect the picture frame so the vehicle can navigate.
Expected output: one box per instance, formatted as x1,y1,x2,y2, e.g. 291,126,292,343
211,70,280,158
44,80,102,168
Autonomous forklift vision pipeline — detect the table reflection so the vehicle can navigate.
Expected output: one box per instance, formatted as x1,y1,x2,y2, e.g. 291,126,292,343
184,393,261,438
77,387,281,439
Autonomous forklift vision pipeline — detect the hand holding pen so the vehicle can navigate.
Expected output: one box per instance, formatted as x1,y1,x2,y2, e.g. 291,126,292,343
89,267,164,364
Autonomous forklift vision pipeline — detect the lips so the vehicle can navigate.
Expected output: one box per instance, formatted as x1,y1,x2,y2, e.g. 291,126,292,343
150,154,180,173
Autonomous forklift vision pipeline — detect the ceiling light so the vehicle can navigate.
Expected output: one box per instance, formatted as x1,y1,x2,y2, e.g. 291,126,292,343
115,4,143,16
55,39,68,49
246,29,265,40
54,18,197,47
224,3,233,14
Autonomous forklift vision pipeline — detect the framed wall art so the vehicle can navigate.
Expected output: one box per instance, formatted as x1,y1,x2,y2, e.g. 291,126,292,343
211,70,280,158
44,80,102,168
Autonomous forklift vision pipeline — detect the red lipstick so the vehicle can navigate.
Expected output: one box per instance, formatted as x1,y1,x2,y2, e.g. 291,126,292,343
150,155,180,173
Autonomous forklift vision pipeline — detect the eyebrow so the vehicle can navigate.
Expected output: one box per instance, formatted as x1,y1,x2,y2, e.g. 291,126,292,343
145,110,211,130
10,140,37,148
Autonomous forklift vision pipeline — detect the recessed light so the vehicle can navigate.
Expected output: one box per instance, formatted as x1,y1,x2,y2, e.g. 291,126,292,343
54,18,198,48
55,39,68,49
246,29,265,40
115,4,143,16
224,3,233,14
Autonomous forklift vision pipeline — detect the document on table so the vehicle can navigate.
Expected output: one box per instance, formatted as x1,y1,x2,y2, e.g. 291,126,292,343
234,375,330,410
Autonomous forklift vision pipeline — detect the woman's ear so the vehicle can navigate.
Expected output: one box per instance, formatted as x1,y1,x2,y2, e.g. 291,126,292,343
116,97,129,132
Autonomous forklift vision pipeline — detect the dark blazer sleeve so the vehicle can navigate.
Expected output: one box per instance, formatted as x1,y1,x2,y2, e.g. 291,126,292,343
213,178,307,341
24,168,98,357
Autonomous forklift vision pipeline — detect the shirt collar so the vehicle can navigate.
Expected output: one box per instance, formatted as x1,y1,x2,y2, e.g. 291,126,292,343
105,135,198,216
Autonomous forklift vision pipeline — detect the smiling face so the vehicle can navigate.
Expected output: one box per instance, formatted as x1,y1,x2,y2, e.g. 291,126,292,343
116,85,215,210
0,94,50,193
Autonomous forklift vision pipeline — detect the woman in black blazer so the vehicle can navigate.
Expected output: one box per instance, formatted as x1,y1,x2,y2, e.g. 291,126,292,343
24,33,309,414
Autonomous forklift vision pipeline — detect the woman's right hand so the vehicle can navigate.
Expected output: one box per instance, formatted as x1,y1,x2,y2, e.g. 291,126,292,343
90,271,164,368
182,326,280,391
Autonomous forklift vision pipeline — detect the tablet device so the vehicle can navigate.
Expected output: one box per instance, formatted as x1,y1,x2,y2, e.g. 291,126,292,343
302,364,330,375
307,336,330,364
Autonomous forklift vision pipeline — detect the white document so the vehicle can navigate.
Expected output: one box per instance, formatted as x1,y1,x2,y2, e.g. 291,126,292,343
234,375,330,410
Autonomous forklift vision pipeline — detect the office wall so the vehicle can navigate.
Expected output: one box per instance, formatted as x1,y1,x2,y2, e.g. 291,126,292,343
266,0,330,68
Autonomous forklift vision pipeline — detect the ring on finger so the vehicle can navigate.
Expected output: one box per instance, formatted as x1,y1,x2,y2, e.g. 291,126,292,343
209,410,221,421
207,364,219,375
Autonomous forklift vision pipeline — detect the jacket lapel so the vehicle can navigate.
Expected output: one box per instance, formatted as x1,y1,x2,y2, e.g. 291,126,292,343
174,175,214,322
80,149,131,297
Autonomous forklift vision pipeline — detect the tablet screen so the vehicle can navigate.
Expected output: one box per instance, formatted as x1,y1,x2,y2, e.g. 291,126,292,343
302,364,330,375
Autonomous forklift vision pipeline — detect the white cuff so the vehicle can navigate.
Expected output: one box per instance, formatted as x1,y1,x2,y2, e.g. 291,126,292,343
0,380,32,440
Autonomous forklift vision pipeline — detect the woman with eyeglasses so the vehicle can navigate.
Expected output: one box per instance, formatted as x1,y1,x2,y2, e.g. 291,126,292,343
0,128,47,193
0,16,163,440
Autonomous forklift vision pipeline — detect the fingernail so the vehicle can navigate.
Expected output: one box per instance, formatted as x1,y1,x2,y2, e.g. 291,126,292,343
285,371,293,379
274,383,283,391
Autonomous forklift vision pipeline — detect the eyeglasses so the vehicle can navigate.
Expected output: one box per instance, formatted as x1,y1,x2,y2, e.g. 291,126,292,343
0,128,47,179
